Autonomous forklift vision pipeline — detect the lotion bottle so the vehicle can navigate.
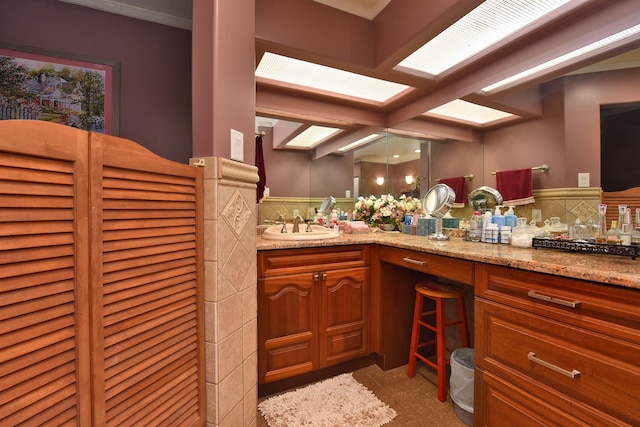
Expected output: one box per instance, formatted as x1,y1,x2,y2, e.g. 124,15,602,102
504,206,517,227
491,206,505,228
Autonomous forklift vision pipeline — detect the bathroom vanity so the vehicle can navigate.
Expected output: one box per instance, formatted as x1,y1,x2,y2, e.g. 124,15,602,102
257,233,640,426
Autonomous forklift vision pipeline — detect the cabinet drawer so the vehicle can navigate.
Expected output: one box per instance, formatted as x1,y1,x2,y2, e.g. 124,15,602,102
258,245,368,277
476,369,624,427
476,299,640,426
475,263,640,344
378,245,473,285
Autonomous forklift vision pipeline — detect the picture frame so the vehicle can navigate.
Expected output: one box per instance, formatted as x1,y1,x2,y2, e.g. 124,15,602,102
0,43,120,135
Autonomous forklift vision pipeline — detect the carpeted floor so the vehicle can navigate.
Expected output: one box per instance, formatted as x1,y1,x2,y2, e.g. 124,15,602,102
257,361,469,427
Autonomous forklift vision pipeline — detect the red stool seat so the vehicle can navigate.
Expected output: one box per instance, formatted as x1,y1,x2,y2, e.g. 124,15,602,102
407,281,470,402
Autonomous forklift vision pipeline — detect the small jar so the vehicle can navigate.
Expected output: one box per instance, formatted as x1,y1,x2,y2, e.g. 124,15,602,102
511,217,534,248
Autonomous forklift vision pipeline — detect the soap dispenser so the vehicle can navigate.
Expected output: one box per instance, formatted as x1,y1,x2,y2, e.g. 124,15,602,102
491,206,505,228
504,206,517,227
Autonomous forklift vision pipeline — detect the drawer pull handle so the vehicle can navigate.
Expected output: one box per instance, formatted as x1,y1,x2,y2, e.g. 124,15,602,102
403,257,427,266
527,290,581,308
527,352,581,378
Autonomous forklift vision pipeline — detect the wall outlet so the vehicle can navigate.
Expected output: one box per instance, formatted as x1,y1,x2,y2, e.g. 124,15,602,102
532,209,542,223
292,209,299,218
578,172,590,187
345,190,351,198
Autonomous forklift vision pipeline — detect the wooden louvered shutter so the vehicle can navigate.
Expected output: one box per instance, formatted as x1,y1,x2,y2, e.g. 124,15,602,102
0,121,204,426
0,121,92,425
88,132,204,426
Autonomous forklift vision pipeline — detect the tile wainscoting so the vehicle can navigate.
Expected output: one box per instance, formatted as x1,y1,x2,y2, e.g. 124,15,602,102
258,196,356,224
258,188,603,228
194,156,259,427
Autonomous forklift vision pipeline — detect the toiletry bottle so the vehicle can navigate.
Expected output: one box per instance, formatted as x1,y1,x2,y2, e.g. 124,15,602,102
491,206,505,242
596,204,607,243
500,226,511,244
491,206,505,228
619,205,631,245
481,211,492,242
504,206,517,227
606,220,621,244
469,211,482,242
633,208,640,246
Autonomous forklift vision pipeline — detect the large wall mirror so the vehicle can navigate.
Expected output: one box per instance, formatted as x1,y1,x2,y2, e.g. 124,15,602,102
258,49,640,207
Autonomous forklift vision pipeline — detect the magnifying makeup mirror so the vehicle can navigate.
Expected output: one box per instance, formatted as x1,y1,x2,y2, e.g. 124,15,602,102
422,183,455,241
468,186,503,212
318,196,336,217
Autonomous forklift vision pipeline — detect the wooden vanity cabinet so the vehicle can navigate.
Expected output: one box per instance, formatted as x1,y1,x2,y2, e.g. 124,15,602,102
257,246,369,384
475,263,640,426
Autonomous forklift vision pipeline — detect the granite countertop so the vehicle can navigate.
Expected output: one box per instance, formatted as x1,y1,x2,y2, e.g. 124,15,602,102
257,231,640,290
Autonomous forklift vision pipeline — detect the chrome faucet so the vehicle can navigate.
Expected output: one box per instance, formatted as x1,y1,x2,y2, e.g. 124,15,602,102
292,215,304,233
279,214,287,233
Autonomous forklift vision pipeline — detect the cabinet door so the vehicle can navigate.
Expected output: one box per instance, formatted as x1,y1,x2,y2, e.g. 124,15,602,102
258,273,319,383
320,267,369,367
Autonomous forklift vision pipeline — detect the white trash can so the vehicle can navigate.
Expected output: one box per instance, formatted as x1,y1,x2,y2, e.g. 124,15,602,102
450,348,474,426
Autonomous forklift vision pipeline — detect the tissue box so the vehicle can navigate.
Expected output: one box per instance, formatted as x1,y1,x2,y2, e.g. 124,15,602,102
418,218,435,236
443,218,460,229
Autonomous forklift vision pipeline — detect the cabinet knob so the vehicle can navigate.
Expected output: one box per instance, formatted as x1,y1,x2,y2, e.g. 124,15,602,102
313,273,319,281
322,273,327,280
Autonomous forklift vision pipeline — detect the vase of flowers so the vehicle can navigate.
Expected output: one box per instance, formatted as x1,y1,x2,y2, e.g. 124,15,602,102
353,194,423,231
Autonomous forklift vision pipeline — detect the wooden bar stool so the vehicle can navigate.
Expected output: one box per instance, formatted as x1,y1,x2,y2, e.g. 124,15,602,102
407,280,470,402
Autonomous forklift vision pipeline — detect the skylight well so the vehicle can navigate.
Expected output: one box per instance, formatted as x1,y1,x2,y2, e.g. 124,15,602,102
481,23,640,93
256,52,411,103
424,100,514,125
285,126,342,148
397,0,571,76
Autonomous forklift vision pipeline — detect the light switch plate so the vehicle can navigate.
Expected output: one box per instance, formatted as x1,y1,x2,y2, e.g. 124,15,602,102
578,172,590,187
230,129,244,162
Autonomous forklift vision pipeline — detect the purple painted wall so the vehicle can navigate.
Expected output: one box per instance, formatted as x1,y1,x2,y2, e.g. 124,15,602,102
0,0,192,164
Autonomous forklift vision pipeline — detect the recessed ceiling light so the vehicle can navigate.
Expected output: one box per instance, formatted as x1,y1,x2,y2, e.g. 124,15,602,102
397,0,570,76
256,52,411,103
424,99,514,125
481,24,640,93
337,134,383,152
285,125,342,148
392,154,400,159
415,149,421,153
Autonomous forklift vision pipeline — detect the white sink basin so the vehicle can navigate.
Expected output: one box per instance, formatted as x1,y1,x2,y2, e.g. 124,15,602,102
261,223,340,241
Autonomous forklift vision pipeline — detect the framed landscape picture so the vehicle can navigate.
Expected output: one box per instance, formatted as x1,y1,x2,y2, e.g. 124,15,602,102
0,43,119,135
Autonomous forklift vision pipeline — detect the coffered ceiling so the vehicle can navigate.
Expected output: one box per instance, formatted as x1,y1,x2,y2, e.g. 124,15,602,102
60,0,640,159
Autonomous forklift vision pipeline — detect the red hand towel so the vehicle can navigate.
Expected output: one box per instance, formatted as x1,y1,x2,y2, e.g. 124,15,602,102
255,134,267,203
438,176,465,208
496,168,535,206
